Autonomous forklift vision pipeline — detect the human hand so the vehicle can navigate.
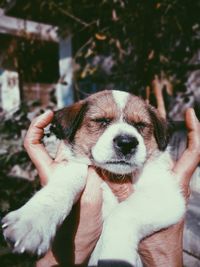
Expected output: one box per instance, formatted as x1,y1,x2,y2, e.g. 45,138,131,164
24,111,103,266
138,108,200,267
26,108,200,267
24,110,59,185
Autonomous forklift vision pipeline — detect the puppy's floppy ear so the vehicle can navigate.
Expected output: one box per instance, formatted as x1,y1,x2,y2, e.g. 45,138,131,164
51,100,88,142
148,106,170,151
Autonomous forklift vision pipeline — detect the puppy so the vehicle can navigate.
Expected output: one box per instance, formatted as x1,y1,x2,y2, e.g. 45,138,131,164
2,90,185,267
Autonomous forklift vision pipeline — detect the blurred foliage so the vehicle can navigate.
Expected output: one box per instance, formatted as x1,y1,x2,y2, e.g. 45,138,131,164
0,103,42,266
0,34,59,84
0,102,40,175
0,175,39,267
1,0,200,96
0,104,30,138
0,100,48,180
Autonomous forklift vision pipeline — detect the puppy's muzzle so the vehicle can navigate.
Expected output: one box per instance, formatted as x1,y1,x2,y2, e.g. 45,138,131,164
113,134,139,157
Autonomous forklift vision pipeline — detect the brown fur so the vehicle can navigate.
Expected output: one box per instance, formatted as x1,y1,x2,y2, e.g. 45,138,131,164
52,90,169,164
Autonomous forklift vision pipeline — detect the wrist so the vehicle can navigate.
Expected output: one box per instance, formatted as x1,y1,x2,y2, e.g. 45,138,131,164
139,221,184,267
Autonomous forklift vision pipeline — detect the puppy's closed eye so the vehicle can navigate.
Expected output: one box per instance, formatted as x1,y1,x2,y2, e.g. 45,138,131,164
92,117,112,127
127,120,148,133
134,122,147,132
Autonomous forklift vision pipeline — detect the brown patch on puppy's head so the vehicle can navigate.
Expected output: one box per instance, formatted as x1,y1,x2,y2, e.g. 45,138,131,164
51,90,118,158
73,91,119,157
147,106,170,151
51,100,88,143
123,95,170,156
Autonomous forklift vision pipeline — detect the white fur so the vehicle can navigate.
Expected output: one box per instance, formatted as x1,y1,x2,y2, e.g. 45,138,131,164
2,161,88,255
112,90,129,111
92,122,147,174
101,182,118,220
88,152,185,266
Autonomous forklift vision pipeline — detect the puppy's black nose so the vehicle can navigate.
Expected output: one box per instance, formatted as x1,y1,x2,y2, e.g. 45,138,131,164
113,134,139,156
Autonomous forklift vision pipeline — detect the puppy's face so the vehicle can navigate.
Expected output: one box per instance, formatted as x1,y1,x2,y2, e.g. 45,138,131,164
52,90,169,175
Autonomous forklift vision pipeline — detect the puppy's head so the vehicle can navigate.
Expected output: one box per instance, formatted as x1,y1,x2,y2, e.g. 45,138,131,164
51,90,169,175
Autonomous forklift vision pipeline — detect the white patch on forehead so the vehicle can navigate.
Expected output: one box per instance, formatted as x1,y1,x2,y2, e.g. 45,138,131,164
112,90,129,111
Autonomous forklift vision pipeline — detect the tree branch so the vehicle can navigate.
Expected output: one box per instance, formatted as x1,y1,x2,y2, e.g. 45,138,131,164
52,2,91,27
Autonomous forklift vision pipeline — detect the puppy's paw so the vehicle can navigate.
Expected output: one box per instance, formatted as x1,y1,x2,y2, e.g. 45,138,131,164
2,208,56,256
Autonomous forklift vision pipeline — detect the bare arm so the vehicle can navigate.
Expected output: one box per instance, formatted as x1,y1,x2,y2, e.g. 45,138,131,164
24,109,200,267
139,108,200,267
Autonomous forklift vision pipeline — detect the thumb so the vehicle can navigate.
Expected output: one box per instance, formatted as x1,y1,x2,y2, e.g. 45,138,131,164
173,109,200,193
24,110,54,181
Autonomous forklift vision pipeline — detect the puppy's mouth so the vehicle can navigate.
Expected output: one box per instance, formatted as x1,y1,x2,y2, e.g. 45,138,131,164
105,160,131,166
90,154,136,174
97,159,135,175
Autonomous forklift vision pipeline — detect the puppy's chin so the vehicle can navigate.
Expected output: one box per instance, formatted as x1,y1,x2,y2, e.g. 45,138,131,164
94,161,140,175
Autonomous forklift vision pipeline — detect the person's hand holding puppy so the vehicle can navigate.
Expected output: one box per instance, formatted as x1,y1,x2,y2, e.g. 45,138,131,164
24,108,200,267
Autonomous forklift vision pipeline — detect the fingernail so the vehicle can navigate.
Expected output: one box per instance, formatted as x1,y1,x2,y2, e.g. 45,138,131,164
38,248,42,256
14,240,20,247
40,110,53,118
44,110,53,115
191,109,198,122
2,223,8,229
20,247,25,253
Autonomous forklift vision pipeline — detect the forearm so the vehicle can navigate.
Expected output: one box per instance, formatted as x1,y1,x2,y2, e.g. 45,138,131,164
139,221,184,267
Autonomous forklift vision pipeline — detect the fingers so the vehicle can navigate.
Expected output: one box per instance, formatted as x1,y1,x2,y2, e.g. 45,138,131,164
24,110,54,183
105,179,133,202
152,76,166,119
36,250,58,267
80,167,103,207
173,109,200,192
74,167,103,264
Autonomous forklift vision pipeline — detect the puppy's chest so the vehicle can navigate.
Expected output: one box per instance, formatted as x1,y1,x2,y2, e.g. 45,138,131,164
101,152,176,219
